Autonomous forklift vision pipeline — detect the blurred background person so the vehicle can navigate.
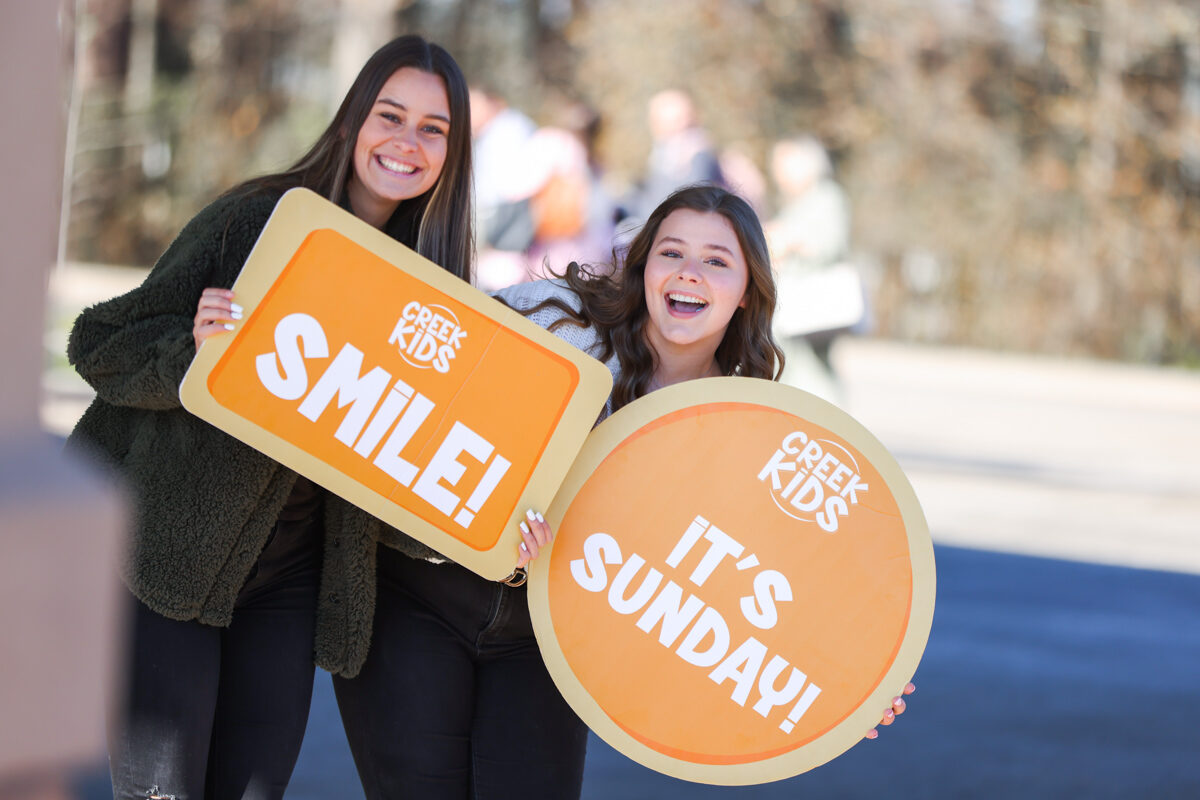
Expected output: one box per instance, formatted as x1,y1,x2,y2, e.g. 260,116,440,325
766,134,863,405
517,101,616,281
469,83,537,290
472,92,616,288
718,140,769,217
621,88,726,228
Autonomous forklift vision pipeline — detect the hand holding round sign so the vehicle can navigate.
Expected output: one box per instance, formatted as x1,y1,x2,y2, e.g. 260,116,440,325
527,377,934,784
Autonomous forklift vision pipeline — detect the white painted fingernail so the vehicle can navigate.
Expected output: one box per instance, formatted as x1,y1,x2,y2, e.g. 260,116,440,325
535,512,544,523
231,311,243,320
519,542,528,552
223,323,235,330
520,522,529,534
526,509,537,521
231,303,244,314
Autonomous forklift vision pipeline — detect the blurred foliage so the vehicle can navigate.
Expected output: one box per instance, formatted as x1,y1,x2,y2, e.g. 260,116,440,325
65,0,1199,364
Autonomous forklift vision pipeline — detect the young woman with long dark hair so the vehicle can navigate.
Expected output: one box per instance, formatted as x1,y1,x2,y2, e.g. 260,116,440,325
67,34,472,800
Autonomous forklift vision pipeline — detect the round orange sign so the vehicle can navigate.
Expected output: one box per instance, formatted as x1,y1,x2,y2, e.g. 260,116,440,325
527,377,934,784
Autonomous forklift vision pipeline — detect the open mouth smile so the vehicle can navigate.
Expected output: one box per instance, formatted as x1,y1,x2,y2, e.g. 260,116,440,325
377,154,419,175
666,292,709,316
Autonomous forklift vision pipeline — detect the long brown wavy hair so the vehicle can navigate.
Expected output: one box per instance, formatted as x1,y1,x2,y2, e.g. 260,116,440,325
229,35,473,281
538,184,784,410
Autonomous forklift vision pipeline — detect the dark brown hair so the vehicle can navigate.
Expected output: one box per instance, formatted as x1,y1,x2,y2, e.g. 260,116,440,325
231,35,473,281
540,184,784,410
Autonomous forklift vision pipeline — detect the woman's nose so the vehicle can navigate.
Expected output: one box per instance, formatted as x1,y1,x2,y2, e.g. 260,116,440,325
394,126,418,151
675,260,702,281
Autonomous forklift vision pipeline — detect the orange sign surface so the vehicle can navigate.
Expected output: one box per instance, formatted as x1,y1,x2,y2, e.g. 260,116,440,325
181,189,612,579
528,378,934,784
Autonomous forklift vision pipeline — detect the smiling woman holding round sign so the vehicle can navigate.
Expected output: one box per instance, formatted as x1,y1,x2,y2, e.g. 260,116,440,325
494,185,930,789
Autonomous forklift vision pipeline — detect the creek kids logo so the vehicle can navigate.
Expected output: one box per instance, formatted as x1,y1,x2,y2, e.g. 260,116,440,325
757,430,869,533
389,300,468,373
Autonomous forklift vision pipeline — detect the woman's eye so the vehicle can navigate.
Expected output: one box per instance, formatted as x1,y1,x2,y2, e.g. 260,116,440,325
706,258,728,268
659,249,682,258
422,124,447,136
381,112,401,124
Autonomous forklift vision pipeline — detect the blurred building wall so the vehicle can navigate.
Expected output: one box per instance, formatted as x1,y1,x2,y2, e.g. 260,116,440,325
1,2,125,796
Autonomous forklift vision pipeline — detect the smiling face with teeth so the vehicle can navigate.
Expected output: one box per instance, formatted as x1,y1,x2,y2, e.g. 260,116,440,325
347,67,451,229
641,208,750,375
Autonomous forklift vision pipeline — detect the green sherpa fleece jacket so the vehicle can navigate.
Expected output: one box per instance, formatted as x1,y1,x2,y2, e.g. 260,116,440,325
66,188,439,677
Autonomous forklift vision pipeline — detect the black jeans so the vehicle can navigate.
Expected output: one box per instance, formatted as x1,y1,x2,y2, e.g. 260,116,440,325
333,547,587,800
108,512,322,800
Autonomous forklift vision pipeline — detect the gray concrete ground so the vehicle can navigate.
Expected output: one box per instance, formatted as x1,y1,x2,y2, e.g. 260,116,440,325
838,339,1200,577
48,265,1200,798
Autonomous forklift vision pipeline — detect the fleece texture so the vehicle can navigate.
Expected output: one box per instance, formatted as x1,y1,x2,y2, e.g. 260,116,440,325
66,188,436,677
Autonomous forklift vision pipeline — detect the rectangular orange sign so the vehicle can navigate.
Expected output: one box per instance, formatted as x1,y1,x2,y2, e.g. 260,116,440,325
181,189,612,579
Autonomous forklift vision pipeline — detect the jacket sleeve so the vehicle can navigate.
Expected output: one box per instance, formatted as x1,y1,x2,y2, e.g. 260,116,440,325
67,193,275,410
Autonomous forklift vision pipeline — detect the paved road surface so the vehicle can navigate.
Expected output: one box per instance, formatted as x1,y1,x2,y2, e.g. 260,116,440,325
48,269,1199,798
